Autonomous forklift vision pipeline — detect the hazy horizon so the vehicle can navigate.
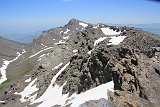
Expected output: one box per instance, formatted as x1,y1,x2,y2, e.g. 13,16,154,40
1,0,160,34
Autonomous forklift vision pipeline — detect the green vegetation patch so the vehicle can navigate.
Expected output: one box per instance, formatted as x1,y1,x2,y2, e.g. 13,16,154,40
0,63,34,94
0,78,12,92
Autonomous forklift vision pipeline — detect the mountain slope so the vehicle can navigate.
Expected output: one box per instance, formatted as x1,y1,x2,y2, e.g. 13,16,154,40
0,19,160,107
0,37,30,86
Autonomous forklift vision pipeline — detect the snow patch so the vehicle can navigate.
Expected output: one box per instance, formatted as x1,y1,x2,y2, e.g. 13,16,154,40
29,47,53,59
38,54,46,58
107,36,126,45
72,49,78,53
22,49,26,54
93,26,98,29
47,53,49,55
0,61,10,84
55,40,66,45
0,100,5,103
87,50,92,55
87,37,107,55
0,49,26,84
29,93,37,103
101,27,121,35
14,78,38,103
41,43,47,48
64,28,70,34
37,54,47,61
52,63,63,70
66,81,114,107
63,36,70,40
25,77,31,83
31,62,70,107
60,31,63,34
79,22,88,28
36,83,68,107
51,62,70,83
94,37,107,47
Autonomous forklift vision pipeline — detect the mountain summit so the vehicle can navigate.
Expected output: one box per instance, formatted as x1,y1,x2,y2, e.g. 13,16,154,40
0,19,160,107
67,18,80,25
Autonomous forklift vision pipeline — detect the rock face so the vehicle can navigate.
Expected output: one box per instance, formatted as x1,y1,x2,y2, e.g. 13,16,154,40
0,19,160,107
108,47,160,107
55,33,160,107
55,27,160,106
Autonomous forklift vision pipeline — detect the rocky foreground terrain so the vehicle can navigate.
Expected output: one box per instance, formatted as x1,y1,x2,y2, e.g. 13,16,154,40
0,19,160,107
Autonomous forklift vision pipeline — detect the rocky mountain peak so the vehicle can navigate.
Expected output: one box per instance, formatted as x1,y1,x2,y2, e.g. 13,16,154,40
67,18,80,25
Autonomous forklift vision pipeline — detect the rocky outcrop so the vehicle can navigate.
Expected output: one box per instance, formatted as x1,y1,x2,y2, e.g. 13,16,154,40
106,46,160,107
55,27,160,106
79,98,113,107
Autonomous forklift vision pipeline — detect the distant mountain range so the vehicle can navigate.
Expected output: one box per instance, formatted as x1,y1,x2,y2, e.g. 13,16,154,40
110,23,160,34
1,31,42,43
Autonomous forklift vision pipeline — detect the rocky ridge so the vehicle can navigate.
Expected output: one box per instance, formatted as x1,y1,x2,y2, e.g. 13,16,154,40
0,19,159,107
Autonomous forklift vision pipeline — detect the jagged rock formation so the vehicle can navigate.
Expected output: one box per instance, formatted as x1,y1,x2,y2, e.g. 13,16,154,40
0,19,160,107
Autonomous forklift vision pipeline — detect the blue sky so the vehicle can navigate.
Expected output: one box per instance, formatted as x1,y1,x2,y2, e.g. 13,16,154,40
0,0,160,34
